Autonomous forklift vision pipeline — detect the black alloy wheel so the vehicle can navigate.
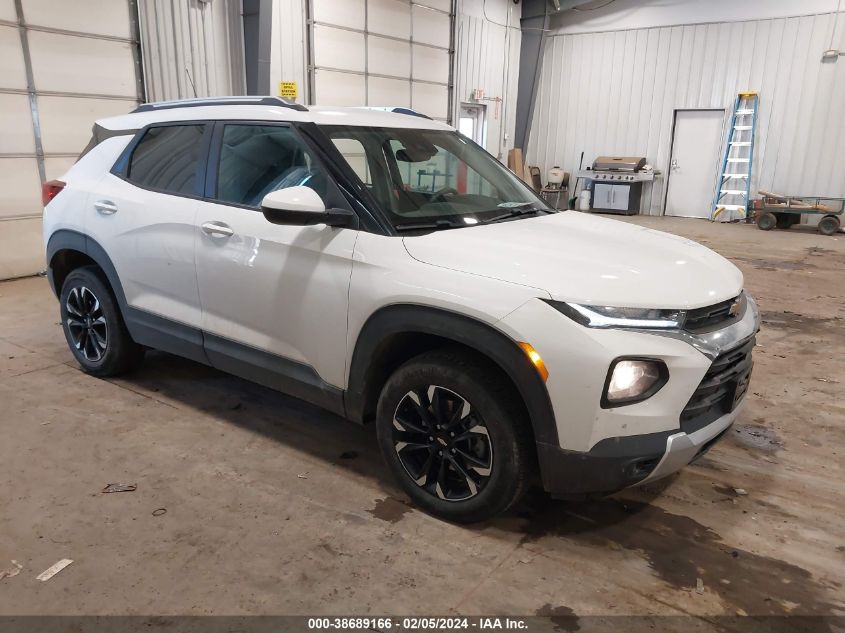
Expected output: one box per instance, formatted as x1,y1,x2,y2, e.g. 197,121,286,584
65,285,108,362
392,385,493,501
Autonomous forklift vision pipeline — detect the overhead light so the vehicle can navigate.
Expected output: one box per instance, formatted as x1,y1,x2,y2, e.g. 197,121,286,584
822,49,842,61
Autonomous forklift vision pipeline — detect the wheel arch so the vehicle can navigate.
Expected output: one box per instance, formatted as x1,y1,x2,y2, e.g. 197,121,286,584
46,230,128,308
345,304,560,447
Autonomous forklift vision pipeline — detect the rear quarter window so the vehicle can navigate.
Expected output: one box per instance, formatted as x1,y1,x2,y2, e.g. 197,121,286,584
127,124,206,195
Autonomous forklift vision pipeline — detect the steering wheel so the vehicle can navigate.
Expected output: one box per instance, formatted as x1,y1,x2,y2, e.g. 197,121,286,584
430,186,459,203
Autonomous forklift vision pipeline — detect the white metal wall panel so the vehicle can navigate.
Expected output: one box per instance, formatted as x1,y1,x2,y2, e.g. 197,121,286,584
453,0,521,160
37,96,137,154
270,0,307,101
22,0,131,38
0,93,35,154
0,0,143,279
314,69,366,106
0,24,27,89
369,36,411,77
313,0,364,29
309,0,453,119
138,0,245,101
0,0,15,21
527,11,845,216
28,31,137,96
368,0,411,38
314,25,366,71
0,159,41,217
412,4,451,46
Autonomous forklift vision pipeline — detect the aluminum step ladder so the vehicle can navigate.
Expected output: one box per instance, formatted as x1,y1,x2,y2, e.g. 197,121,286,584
710,92,759,221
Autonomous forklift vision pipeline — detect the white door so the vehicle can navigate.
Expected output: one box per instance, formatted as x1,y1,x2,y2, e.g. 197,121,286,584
665,110,725,218
195,123,358,388
88,124,207,329
458,104,485,144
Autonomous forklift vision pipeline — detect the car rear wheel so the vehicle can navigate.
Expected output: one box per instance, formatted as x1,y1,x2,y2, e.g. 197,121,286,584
60,266,144,376
376,349,534,523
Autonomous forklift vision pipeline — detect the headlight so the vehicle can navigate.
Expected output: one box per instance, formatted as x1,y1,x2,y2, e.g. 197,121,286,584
603,358,668,407
545,300,684,329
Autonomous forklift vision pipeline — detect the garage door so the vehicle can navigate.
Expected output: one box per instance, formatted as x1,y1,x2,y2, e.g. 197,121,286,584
308,0,453,121
0,0,141,278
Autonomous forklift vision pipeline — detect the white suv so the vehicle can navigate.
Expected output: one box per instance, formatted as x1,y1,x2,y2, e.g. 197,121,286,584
43,97,760,522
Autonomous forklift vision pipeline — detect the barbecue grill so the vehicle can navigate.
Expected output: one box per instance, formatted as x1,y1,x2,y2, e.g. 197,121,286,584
576,155,654,215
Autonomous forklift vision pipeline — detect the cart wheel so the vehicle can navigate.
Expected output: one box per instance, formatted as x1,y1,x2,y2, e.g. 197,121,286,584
818,215,840,236
776,213,800,229
757,212,777,231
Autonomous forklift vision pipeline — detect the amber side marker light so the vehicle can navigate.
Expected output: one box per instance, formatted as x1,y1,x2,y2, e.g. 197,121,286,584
518,342,549,382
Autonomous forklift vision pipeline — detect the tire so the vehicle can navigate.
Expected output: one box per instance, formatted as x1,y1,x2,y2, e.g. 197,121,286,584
375,349,534,523
59,266,144,376
818,215,840,236
775,213,799,229
757,211,777,231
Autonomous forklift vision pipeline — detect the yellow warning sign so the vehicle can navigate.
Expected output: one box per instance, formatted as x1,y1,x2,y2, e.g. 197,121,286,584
278,81,298,100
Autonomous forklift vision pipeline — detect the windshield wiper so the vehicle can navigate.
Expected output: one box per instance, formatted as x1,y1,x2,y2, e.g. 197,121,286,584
480,206,541,224
395,219,464,232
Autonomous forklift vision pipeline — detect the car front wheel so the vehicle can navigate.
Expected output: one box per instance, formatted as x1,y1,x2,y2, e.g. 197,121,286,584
376,349,534,523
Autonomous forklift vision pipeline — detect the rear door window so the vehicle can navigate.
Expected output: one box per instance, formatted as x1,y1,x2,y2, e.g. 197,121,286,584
127,124,206,195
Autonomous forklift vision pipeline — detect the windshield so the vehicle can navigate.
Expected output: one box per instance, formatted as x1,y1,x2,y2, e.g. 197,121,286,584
319,125,553,229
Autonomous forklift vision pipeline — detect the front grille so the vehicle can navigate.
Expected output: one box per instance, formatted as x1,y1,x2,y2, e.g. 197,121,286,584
684,295,741,332
680,336,755,434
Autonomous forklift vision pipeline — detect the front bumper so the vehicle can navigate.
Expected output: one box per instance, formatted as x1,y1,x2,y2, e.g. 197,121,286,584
496,293,760,498
537,406,738,498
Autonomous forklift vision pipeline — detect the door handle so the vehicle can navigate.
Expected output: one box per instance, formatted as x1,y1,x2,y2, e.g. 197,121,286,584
94,200,118,215
201,221,234,238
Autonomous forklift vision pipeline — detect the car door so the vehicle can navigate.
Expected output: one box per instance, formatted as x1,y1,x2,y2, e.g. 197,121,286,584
87,123,209,348
194,121,358,397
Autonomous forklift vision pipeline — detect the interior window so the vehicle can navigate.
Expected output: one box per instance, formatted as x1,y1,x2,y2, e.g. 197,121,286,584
128,124,205,195
215,124,328,207
330,138,371,184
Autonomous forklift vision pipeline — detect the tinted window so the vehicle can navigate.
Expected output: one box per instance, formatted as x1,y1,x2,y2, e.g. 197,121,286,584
128,125,205,195
215,124,328,207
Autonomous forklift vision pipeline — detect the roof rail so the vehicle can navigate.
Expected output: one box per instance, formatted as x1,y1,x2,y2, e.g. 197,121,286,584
131,96,308,113
360,106,432,120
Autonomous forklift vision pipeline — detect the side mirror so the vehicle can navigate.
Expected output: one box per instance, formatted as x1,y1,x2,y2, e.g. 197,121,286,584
260,186,354,227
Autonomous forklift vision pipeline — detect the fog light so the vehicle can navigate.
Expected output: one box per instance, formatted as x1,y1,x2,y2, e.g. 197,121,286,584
603,359,667,406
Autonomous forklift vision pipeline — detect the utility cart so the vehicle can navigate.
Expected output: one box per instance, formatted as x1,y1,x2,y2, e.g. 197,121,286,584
755,191,844,235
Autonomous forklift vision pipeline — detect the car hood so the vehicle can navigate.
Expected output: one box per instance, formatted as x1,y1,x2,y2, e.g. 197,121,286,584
402,212,743,309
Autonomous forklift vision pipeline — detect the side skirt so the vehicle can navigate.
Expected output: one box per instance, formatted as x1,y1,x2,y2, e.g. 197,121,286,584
202,332,346,418
124,309,346,418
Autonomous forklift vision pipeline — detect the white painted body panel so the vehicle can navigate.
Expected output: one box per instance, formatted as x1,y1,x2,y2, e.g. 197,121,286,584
195,201,358,388
86,171,203,327
43,135,131,250
403,212,743,309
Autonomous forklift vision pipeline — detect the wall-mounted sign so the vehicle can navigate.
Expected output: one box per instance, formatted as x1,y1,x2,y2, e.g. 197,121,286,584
278,81,298,100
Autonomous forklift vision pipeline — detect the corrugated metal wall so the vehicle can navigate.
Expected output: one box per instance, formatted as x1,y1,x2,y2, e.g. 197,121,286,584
138,0,245,101
269,0,307,100
527,11,845,215
453,0,520,160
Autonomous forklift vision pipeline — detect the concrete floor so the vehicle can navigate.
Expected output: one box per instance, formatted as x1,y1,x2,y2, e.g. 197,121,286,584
0,217,843,619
